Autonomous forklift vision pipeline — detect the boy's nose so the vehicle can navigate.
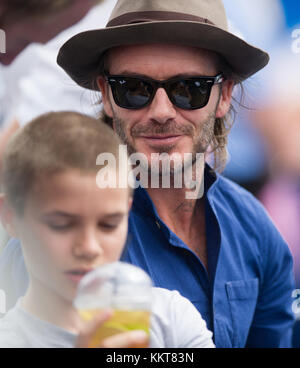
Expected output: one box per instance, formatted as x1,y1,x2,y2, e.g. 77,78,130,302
148,87,177,124
72,229,103,260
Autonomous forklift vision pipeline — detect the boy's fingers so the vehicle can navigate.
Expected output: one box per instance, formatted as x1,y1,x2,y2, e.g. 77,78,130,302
75,309,113,348
85,309,114,333
98,330,149,348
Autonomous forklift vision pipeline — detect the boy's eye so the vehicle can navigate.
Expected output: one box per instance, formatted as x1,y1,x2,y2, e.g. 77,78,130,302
100,223,117,229
48,223,73,231
99,222,119,230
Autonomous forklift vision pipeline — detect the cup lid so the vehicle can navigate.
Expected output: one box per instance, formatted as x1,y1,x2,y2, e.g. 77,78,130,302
74,262,153,310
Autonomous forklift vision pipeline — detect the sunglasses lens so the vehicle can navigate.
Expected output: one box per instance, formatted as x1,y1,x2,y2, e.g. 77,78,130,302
169,79,210,109
109,77,153,109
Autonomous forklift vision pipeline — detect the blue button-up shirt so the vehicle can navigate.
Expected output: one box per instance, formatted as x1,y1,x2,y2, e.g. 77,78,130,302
0,165,295,347
122,165,295,347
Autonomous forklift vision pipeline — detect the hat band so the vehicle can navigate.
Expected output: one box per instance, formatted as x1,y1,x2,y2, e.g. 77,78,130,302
107,11,215,27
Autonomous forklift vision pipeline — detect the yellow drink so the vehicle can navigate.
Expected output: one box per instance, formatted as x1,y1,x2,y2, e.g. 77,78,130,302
79,309,151,348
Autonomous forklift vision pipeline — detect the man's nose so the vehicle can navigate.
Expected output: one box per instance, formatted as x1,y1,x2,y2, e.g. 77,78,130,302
72,228,103,260
148,87,177,124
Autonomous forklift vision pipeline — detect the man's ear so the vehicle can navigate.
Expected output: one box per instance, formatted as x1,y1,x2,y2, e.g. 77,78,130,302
97,76,113,118
215,79,234,118
0,194,17,237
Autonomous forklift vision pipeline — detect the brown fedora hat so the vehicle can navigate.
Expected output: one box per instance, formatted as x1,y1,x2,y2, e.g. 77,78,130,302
57,0,269,90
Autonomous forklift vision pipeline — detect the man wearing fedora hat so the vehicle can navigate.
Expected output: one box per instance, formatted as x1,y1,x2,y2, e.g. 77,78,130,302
1,0,295,348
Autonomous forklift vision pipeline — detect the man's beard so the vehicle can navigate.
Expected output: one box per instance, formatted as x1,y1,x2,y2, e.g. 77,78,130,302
112,111,216,177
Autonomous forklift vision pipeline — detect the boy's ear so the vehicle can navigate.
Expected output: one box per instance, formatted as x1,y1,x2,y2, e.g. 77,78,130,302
0,194,17,237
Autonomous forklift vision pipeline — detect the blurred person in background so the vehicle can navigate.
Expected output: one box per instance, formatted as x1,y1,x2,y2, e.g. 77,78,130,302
0,0,103,66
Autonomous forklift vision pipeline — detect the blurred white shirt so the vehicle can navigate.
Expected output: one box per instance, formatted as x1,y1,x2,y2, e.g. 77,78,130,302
1,0,117,128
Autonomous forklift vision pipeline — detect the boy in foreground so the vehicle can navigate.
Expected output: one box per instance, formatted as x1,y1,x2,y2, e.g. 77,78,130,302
0,111,214,348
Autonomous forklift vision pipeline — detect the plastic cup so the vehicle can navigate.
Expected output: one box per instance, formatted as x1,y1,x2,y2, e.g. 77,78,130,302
74,262,152,348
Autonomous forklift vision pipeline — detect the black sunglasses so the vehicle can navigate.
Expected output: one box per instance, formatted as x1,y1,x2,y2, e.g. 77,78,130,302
105,73,224,110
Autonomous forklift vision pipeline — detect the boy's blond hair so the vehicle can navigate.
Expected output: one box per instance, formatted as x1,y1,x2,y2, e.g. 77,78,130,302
2,111,125,214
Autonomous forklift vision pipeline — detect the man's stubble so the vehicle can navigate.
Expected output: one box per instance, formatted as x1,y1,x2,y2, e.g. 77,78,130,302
107,89,220,178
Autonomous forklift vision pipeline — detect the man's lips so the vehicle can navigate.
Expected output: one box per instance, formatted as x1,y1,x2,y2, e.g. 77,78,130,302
138,135,183,145
65,269,93,284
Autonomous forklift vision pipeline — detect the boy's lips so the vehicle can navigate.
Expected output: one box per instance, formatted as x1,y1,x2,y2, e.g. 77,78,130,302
65,269,93,284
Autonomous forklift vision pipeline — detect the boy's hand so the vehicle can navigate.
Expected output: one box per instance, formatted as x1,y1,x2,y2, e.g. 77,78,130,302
75,310,149,348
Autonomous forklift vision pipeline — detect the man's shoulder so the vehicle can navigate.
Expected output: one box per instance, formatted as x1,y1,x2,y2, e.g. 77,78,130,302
214,173,260,204
212,174,271,223
213,174,292,259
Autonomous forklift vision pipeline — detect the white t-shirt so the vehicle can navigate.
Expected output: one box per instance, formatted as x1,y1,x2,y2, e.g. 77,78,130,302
0,287,214,348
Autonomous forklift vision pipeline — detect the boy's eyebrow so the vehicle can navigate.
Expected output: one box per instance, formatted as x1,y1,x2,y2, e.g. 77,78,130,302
102,213,125,219
42,211,125,219
42,211,79,219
